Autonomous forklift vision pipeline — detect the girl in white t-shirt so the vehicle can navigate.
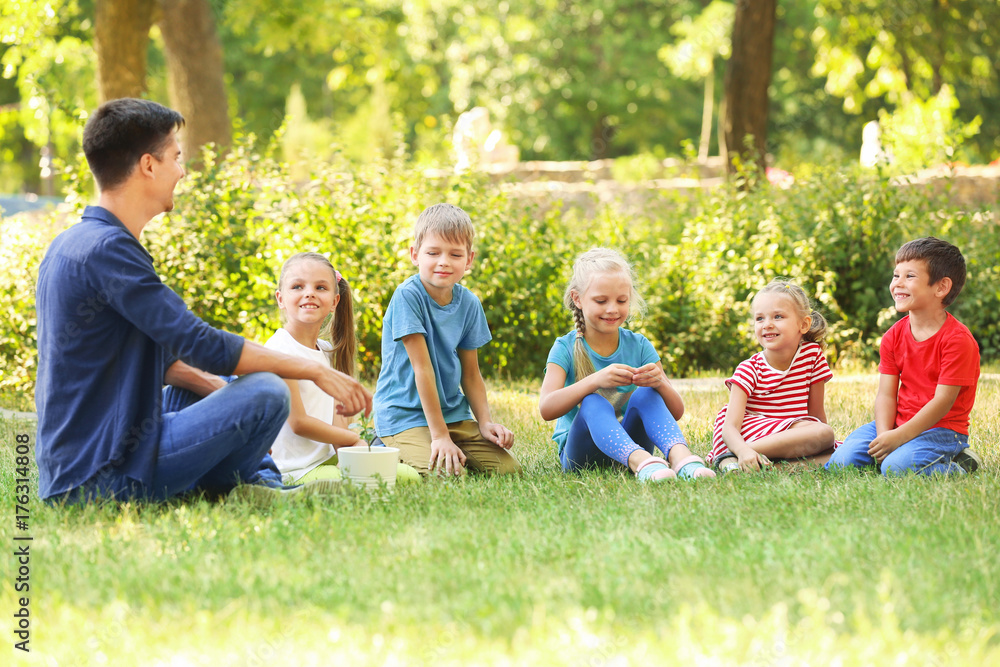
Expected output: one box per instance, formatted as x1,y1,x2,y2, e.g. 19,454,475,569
265,252,418,484
710,280,837,474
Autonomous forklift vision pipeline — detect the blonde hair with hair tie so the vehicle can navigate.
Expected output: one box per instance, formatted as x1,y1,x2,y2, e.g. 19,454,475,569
752,280,827,347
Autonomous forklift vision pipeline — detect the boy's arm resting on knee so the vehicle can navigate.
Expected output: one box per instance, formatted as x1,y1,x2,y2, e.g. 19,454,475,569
233,340,371,417
402,334,466,470
459,348,513,449
880,385,960,444
164,360,227,397
869,380,960,461
873,374,899,435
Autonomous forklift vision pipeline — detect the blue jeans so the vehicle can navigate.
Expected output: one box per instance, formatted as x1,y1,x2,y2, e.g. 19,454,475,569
826,420,969,476
66,373,290,502
560,386,687,472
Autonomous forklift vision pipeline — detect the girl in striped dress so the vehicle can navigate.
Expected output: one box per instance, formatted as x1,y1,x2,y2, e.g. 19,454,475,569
709,281,837,473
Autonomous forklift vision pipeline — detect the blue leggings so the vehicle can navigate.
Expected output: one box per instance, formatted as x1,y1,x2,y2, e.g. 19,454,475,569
560,386,687,472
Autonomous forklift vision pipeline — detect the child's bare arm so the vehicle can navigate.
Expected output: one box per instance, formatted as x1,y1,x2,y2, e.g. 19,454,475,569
402,333,467,473
873,373,899,435
721,386,768,471
283,380,363,448
538,362,635,422
806,382,828,423
459,348,513,449
869,383,961,463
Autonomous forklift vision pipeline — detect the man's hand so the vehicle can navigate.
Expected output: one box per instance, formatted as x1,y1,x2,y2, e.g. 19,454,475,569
314,366,372,418
480,422,514,449
429,436,467,476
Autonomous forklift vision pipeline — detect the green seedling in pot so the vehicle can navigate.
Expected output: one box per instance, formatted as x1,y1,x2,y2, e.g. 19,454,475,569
348,414,377,450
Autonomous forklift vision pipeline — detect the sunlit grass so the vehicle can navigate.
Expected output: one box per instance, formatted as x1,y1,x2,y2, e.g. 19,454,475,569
2,376,998,665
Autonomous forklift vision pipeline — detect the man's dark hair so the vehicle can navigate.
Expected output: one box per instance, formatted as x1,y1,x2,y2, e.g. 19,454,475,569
896,236,967,307
82,98,185,191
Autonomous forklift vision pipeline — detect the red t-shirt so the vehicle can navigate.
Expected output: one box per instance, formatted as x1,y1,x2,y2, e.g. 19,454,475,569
878,313,980,434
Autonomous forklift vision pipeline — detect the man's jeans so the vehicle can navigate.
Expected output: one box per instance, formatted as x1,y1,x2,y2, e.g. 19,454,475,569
66,373,289,502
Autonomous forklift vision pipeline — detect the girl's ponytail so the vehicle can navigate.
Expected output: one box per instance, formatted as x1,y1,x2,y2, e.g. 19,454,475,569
329,274,358,377
754,279,828,349
804,309,828,346
277,252,357,375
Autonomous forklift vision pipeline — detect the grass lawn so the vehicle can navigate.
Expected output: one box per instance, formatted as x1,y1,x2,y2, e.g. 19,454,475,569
2,375,998,665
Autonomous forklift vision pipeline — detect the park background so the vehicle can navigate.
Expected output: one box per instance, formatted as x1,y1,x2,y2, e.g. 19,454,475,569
2,1,1000,665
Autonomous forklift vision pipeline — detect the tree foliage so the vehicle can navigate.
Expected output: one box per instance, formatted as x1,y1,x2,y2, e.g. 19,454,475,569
4,140,999,399
813,0,1000,157
3,0,1000,194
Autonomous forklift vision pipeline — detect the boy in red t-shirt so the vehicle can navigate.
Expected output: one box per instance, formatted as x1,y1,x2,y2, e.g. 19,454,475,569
828,237,982,475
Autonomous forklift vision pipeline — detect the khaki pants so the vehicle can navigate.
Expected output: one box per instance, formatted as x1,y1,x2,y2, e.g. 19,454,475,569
381,420,522,476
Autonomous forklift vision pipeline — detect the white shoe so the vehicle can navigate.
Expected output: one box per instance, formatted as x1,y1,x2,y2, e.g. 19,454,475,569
227,478,342,507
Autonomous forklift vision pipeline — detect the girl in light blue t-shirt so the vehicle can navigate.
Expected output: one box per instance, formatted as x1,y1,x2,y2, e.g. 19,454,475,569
538,248,715,482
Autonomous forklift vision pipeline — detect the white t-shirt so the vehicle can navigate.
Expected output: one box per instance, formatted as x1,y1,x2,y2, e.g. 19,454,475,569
264,328,337,481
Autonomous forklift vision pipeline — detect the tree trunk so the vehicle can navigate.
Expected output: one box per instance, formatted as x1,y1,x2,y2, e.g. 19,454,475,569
158,0,231,162
699,66,715,162
722,0,776,176
590,115,612,160
94,0,155,102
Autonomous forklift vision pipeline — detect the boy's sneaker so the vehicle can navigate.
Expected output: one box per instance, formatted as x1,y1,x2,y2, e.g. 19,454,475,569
953,448,982,474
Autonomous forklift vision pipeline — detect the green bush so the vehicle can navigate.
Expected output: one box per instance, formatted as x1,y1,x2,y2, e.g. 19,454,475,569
0,215,54,399
638,165,1000,373
2,140,998,404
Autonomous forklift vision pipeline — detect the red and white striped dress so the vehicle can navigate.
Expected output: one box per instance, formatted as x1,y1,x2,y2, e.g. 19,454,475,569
708,342,833,463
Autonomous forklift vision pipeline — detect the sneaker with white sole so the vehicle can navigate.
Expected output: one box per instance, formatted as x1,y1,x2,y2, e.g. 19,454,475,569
953,448,982,474
227,478,342,507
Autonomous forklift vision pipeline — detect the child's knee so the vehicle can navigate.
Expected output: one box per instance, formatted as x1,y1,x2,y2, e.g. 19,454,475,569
815,423,836,449
466,447,522,475
827,440,873,469
580,393,615,413
495,453,523,475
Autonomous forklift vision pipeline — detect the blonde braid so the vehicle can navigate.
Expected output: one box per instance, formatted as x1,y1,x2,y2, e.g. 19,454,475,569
569,304,629,410
563,248,644,412
570,304,597,383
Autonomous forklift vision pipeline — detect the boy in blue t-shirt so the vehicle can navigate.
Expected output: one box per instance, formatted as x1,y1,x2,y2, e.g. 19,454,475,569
373,203,521,476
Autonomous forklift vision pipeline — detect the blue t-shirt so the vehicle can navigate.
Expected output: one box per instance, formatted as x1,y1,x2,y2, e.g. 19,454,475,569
545,328,659,453
373,274,492,436
34,206,244,499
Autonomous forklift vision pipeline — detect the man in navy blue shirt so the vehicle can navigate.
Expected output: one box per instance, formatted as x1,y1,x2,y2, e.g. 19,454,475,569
34,98,371,503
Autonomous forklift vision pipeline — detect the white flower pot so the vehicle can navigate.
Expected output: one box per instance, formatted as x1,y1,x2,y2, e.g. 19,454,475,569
337,445,400,491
